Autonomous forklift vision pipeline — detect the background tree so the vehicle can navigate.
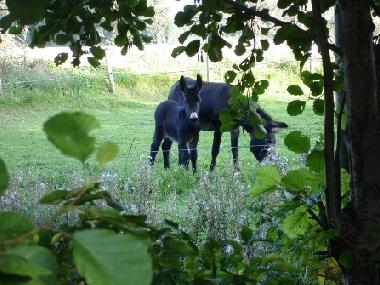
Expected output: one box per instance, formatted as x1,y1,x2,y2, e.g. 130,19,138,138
146,0,173,43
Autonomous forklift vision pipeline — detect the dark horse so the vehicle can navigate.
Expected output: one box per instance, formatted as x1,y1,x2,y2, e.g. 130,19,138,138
168,77,288,170
150,75,203,171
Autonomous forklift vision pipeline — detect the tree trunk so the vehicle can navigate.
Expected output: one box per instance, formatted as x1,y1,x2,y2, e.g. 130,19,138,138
339,0,380,283
334,5,350,172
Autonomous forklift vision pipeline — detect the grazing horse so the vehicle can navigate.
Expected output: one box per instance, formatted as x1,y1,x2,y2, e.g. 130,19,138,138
168,77,288,171
150,74,203,171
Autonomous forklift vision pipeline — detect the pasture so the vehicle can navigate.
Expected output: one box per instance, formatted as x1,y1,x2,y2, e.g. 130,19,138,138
0,56,322,241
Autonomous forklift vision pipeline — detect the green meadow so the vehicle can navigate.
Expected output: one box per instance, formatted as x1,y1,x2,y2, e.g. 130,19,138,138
0,57,323,239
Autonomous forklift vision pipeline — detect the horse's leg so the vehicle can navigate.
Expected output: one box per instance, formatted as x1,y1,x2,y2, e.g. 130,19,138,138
162,137,172,169
231,127,240,170
210,129,222,171
178,140,189,169
189,133,199,172
149,126,163,165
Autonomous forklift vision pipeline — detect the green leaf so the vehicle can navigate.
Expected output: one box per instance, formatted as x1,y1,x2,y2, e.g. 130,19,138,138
254,80,269,95
54,53,68,66
261,40,269,51
0,158,9,196
281,205,314,238
242,71,255,87
284,131,311,154
0,211,34,242
6,0,50,24
224,70,237,84
96,142,119,166
287,100,306,116
178,31,191,44
174,6,198,27
39,190,69,205
54,32,70,45
240,226,253,243
185,40,200,57
313,99,324,115
6,245,58,276
90,46,106,60
127,0,139,8
138,6,155,17
307,150,324,172
287,85,304,95
301,71,324,90
278,0,292,9
234,43,246,56
252,166,281,197
341,169,350,196
310,81,324,96
339,251,353,269
207,32,229,62
8,25,22,34
44,112,100,162
88,57,101,68
0,254,51,277
281,168,318,194
219,109,235,133
171,46,186,58
73,229,152,285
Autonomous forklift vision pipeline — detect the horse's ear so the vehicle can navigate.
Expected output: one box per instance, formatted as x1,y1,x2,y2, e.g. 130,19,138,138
270,120,288,132
196,74,203,90
179,76,187,93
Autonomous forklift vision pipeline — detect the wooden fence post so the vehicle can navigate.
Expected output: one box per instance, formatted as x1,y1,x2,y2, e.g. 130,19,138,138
105,49,115,94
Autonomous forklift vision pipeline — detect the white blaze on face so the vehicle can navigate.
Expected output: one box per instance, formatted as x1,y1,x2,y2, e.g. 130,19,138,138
190,112,198,119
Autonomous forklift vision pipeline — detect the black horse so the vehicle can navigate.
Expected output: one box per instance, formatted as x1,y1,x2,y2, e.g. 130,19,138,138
150,75,203,171
168,77,288,170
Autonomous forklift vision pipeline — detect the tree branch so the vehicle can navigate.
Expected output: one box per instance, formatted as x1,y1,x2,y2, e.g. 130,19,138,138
312,0,341,227
307,208,330,230
335,92,346,209
328,43,343,57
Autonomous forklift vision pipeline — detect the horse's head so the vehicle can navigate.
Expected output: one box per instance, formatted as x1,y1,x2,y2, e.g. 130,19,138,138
179,74,202,122
243,111,288,162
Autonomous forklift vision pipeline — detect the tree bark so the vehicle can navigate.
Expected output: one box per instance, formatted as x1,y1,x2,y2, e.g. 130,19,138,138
334,5,350,172
340,0,380,283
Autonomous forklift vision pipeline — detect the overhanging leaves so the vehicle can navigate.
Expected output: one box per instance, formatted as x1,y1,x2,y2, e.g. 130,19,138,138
73,229,152,285
287,100,306,116
96,142,119,166
281,168,319,194
44,112,100,162
281,205,315,238
284,131,310,154
252,166,281,197
6,0,50,24
287,85,304,96
0,212,34,243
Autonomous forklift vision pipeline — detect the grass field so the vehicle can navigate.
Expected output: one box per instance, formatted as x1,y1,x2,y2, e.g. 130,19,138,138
0,56,323,239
